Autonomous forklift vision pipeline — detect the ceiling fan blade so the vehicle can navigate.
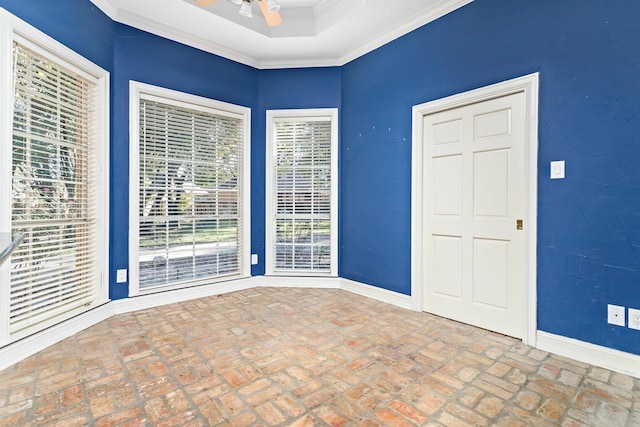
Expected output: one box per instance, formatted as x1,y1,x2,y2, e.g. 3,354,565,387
194,0,219,7
258,0,283,27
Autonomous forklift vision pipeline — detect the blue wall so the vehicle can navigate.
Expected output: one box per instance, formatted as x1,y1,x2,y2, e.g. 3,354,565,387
110,24,260,299
256,68,342,275
0,0,113,71
4,0,640,357
341,0,640,354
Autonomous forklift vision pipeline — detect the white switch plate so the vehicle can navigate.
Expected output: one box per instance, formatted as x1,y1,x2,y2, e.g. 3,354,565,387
608,304,625,327
116,269,127,283
629,308,640,330
550,160,565,179
251,254,258,265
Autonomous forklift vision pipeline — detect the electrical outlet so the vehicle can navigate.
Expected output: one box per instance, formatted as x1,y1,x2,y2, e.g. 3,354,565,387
607,304,625,327
116,269,127,283
629,308,640,330
251,254,258,265
550,160,565,179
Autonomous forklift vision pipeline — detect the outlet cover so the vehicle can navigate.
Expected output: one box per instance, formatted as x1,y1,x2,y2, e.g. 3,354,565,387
608,304,625,327
629,308,640,330
251,254,258,265
116,269,127,283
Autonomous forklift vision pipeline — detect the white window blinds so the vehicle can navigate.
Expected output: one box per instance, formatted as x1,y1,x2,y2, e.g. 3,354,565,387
135,95,246,291
7,40,104,338
267,111,338,275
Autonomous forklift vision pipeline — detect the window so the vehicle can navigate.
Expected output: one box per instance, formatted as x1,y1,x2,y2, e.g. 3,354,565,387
129,82,250,295
266,109,338,276
0,10,109,345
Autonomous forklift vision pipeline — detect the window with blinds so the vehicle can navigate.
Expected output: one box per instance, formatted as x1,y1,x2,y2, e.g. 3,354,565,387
266,109,338,276
130,83,250,294
0,14,109,346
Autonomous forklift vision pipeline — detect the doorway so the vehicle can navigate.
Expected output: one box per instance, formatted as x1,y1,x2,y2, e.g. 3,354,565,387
411,74,539,345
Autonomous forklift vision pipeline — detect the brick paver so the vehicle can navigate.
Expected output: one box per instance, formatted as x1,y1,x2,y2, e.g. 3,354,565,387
0,287,639,426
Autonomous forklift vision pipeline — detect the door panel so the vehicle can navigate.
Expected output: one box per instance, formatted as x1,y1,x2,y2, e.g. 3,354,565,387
432,235,463,299
473,238,509,308
422,92,525,338
474,108,511,139
434,155,462,216
433,118,463,145
474,150,509,217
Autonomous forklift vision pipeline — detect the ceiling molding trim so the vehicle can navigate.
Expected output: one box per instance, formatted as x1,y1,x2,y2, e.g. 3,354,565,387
89,0,475,70
338,0,475,66
257,57,342,70
112,8,261,69
313,0,343,17
89,0,119,19
313,0,364,35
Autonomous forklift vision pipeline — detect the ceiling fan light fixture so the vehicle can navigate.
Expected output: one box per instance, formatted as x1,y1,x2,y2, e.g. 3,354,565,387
239,0,252,18
229,0,242,4
266,0,280,14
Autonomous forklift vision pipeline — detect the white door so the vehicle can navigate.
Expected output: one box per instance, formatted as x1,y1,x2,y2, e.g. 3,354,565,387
422,92,525,338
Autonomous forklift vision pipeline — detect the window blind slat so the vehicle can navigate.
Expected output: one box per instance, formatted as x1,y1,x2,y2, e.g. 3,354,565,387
272,119,333,272
137,99,244,290
9,41,100,335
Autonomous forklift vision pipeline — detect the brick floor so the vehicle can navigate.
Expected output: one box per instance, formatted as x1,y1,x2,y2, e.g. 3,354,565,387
0,287,639,426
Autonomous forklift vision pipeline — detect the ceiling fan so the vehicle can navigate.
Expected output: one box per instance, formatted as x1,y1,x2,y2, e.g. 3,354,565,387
194,0,283,27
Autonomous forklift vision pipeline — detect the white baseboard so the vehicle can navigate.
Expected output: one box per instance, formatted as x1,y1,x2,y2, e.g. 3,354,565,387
114,277,256,314
256,275,412,310
536,331,640,378
339,278,412,310
257,275,341,289
251,275,413,311
0,303,114,372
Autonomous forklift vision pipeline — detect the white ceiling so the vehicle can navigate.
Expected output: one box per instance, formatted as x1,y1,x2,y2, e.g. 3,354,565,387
89,0,473,69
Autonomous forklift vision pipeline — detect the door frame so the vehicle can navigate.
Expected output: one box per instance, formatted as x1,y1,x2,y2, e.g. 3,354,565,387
411,73,539,346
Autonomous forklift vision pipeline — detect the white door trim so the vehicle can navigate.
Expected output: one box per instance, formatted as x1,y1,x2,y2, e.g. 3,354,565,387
411,73,539,346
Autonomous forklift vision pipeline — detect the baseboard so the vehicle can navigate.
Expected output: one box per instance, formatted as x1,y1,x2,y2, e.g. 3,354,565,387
113,276,256,314
113,275,410,316
536,331,640,378
0,303,114,372
257,275,341,289
253,276,412,310
339,278,412,310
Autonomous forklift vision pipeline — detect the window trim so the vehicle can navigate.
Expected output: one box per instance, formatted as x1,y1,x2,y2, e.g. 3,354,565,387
0,8,110,345
265,108,339,277
129,81,251,296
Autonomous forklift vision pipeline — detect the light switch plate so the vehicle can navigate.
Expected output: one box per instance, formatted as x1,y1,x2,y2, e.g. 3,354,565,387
550,160,565,179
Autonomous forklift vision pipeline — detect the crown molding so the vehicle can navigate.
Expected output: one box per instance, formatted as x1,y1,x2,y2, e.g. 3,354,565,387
89,0,474,69
313,0,342,17
256,56,341,70
338,0,474,66
113,6,261,68
88,0,118,19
